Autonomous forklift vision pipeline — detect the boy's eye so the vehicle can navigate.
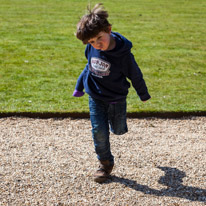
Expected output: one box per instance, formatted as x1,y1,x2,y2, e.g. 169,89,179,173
88,35,102,44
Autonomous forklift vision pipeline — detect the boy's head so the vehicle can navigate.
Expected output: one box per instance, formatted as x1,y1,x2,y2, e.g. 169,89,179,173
76,3,111,45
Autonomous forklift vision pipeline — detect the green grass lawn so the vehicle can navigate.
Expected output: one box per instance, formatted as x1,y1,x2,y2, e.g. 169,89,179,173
0,0,205,113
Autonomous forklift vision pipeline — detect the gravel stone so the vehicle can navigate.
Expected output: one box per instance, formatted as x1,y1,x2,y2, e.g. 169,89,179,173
0,117,205,205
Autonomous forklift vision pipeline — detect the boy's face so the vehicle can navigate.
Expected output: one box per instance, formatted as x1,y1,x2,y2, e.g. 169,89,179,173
88,31,112,51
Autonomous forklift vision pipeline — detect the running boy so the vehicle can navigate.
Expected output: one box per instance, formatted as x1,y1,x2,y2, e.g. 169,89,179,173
73,3,151,183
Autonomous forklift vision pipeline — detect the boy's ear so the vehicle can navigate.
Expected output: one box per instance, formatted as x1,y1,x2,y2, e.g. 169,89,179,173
108,26,112,34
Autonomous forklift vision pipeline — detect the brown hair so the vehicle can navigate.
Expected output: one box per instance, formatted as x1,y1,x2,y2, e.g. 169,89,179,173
76,3,111,44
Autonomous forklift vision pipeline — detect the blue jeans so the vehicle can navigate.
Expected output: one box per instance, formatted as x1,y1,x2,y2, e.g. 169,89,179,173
89,96,128,164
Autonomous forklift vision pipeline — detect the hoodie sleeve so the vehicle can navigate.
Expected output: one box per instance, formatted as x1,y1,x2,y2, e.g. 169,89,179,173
122,53,151,101
74,45,90,92
74,63,89,92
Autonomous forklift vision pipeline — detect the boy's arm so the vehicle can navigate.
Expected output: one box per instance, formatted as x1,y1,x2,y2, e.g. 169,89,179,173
73,64,88,97
122,53,151,101
73,45,90,97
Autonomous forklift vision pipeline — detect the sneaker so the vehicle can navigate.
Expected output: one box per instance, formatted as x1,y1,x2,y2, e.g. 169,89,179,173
93,160,114,183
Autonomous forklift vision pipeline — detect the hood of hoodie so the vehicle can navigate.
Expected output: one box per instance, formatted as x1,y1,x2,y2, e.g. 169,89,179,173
103,32,133,57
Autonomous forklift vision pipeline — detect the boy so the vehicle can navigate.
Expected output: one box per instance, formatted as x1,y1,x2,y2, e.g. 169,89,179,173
73,3,151,183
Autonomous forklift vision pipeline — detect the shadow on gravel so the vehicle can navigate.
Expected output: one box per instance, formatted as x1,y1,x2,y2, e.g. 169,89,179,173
107,167,206,202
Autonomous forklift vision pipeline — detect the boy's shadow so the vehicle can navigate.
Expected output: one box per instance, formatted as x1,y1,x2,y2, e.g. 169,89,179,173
107,167,206,202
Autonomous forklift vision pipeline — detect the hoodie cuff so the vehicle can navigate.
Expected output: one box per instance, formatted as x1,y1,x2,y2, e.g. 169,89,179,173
73,90,85,97
140,93,151,101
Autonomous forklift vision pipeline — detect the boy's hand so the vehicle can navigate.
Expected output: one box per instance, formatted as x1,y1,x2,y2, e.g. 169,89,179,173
73,90,85,97
140,93,151,102
143,97,151,102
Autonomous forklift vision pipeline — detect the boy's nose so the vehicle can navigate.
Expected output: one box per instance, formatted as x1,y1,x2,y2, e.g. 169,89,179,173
96,43,101,49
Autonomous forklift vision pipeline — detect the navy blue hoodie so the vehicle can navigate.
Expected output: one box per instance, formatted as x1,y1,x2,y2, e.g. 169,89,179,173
75,32,151,102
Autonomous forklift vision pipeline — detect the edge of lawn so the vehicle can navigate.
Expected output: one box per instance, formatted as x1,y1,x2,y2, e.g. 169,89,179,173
0,111,206,119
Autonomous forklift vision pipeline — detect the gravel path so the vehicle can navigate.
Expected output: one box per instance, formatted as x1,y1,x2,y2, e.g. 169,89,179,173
0,117,205,205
